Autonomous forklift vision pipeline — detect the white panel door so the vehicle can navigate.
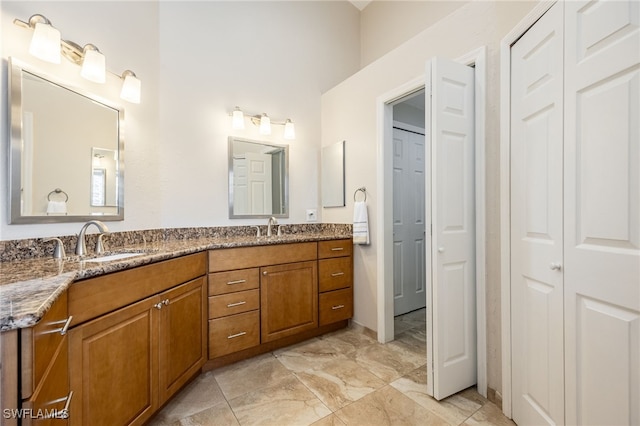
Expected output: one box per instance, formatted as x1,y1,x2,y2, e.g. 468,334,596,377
427,57,476,400
233,157,248,215
510,4,565,425
246,152,272,215
564,1,640,424
393,127,427,316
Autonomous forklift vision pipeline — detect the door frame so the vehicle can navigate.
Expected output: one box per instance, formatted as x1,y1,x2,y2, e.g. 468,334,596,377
499,0,557,418
376,46,487,397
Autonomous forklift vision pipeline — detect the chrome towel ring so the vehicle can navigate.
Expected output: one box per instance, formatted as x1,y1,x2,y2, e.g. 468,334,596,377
354,187,367,202
47,188,69,202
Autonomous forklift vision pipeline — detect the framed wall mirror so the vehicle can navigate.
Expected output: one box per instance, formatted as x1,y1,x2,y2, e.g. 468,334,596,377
228,136,288,219
8,57,124,223
322,140,345,207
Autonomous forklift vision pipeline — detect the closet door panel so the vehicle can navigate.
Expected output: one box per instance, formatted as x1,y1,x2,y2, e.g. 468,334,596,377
564,1,640,425
510,3,565,425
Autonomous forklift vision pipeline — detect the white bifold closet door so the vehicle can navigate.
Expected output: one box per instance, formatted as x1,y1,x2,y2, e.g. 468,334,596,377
563,1,640,424
426,57,476,401
511,1,640,425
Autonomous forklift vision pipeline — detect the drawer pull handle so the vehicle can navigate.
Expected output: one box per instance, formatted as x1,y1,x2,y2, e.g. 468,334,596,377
330,247,344,251
331,272,345,277
228,331,247,339
59,316,73,336
332,304,345,310
49,391,73,419
227,279,247,285
227,301,247,308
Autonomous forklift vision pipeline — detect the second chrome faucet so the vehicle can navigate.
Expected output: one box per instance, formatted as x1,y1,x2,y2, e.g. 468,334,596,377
75,220,110,256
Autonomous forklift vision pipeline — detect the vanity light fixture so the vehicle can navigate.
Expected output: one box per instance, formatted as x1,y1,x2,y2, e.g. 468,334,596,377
13,14,142,104
229,107,296,140
25,15,61,64
120,70,141,104
80,44,106,83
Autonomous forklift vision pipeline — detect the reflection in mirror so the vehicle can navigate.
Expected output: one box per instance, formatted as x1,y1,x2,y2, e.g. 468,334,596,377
322,141,345,207
228,137,288,218
9,57,124,223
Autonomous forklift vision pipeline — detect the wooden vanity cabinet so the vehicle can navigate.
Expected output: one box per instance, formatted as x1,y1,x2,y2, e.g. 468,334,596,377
67,253,207,426
318,239,353,326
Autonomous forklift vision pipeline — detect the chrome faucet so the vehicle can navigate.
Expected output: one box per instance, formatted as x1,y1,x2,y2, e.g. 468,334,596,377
75,220,110,256
267,216,278,237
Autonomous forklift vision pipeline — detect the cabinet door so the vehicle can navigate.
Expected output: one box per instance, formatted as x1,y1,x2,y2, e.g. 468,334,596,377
68,296,158,426
22,338,70,426
261,261,318,342
158,277,207,405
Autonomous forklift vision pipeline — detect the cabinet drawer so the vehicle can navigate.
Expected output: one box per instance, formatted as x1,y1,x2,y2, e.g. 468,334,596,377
209,289,260,319
209,242,317,272
208,268,259,295
21,291,70,399
319,257,352,292
319,288,353,326
209,311,260,358
318,239,352,259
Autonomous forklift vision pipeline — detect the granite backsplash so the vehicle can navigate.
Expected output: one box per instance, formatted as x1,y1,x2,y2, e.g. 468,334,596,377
0,223,352,262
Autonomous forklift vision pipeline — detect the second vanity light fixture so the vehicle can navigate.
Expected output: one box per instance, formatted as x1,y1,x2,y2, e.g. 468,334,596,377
13,14,142,104
231,107,296,140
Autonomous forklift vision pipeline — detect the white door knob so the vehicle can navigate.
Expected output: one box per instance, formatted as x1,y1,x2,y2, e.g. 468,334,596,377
438,247,445,253
550,263,562,271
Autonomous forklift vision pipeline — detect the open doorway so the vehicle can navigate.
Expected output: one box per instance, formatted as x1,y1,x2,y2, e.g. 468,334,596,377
391,90,427,341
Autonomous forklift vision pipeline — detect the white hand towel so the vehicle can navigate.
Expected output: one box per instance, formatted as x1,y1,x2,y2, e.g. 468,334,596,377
46,200,67,215
353,201,369,245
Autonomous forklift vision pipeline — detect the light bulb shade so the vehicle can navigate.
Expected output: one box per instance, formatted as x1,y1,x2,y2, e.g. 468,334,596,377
29,22,61,64
81,45,106,83
259,114,271,135
284,119,295,140
232,107,245,130
120,71,141,104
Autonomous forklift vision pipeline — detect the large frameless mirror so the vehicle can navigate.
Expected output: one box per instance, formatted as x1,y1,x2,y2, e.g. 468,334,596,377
228,136,288,219
8,57,124,223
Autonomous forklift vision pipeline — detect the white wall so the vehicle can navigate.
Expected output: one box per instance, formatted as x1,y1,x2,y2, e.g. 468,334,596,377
321,0,537,396
156,1,360,228
0,1,360,239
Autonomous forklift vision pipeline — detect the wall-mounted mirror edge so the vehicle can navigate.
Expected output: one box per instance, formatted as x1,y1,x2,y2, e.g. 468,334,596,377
228,136,289,219
8,56,125,224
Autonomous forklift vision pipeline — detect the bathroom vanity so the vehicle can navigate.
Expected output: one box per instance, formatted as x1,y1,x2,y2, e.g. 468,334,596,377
0,231,353,426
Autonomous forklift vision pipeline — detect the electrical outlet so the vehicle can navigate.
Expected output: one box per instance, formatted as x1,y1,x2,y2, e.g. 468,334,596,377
306,209,317,222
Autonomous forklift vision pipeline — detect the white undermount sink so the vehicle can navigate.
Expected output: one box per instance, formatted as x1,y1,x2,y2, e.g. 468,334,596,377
84,252,146,263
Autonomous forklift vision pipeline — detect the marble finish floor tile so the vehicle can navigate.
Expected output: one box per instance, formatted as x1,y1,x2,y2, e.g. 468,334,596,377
350,340,426,383
391,366,483,425
274,337,350,372
213,353,294,400
334,385,449,425
151,317,514,426
149,370,227,424
229,375,331,425
295,358,386,411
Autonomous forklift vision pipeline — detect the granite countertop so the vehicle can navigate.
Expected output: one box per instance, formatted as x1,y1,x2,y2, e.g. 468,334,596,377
0,231,352,332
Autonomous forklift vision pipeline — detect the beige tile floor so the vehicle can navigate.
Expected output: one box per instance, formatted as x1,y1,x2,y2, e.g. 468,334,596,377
149,309,514,426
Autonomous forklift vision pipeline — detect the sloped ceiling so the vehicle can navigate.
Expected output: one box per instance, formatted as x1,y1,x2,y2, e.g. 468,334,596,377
349,1,372,11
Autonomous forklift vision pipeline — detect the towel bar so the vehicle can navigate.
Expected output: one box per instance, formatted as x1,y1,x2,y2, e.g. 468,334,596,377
353,187,367,202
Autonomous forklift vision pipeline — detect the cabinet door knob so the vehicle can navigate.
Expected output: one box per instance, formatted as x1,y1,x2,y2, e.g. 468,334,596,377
438,247,445,253
263,271,268,276
550,263,562,271
154,302,163,310
163,299,170,305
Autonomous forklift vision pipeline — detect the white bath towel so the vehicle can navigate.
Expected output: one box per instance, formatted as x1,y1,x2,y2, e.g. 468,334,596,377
46,200,67,215
353,201,369,245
